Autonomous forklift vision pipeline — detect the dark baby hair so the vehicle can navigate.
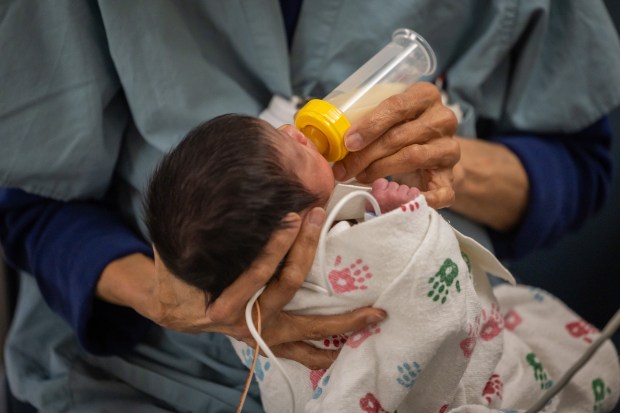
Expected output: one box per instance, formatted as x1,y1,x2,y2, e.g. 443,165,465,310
144,114,320,302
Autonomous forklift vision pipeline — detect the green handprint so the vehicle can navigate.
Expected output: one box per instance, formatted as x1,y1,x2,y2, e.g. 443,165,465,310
427,258,460,304
592,378,611,412
461,251,471,275
526,353,553,390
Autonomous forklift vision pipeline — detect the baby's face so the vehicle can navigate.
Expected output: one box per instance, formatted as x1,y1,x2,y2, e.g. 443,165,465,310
272,124,335,207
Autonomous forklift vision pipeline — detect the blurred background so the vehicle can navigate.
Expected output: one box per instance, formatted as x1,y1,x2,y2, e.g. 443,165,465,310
1,0,619,411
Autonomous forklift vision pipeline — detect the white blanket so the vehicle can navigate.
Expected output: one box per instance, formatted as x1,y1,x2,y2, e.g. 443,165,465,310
231,195,620,412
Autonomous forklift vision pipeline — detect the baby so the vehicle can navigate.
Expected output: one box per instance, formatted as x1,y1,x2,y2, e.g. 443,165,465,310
144,114,418,303
144,114,619,413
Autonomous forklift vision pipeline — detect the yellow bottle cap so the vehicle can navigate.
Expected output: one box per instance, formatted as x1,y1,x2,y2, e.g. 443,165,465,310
294,99,351,162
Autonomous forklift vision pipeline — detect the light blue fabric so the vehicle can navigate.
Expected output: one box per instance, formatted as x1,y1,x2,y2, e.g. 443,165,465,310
2,0,620,411
6,274,263,412
2,1,619,204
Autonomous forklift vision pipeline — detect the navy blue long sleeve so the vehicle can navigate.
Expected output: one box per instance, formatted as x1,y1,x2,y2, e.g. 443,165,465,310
487,118,613,259
0,189,153,355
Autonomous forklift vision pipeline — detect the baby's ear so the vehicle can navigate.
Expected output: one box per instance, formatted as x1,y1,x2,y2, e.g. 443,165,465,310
294,131,309,145
279,124,308,145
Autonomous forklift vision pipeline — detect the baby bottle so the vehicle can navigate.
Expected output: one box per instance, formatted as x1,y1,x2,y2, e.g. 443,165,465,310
295,28,437,162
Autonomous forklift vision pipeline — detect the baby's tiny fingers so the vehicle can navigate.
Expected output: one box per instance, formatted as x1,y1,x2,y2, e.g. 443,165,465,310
397,184,411,197
407,187,421,200
371,177,390,192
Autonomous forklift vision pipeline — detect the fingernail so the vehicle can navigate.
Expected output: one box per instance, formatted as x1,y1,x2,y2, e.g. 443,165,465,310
308,208,326,227
332,162,346,181
282,212,301,227
366,310,387,324
345,133,363,151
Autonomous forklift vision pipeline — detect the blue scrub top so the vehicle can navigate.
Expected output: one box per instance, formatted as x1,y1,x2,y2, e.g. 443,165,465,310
1,0,620,411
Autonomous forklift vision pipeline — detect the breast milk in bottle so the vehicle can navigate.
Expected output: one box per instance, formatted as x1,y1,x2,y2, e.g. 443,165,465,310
295,28,437,162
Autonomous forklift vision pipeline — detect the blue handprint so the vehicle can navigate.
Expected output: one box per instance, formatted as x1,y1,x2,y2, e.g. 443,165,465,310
312,374,331,399
527,286,546,302
241,347,271,381
396,361,421,389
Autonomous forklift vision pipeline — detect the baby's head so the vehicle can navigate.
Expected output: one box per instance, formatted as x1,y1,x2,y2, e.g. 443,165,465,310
144,114,335,301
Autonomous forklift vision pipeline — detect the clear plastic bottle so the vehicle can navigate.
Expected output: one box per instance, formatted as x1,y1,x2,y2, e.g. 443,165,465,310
295,28,436,162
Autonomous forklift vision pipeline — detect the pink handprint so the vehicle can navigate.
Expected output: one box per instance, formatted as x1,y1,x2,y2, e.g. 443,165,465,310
328,257,373,294
359,393,390,413
346,324,381,349
460,315,480,358
479,303,504,341
503,309,522,331
309,369,327,391
566,320,598,344
400,199,421,212
482,373,503,405
323,334,348,349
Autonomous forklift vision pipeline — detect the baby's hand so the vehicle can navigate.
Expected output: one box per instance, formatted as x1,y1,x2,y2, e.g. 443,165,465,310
369,178,420,213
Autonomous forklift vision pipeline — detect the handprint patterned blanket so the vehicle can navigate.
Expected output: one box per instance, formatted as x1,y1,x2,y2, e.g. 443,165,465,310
231,195,620,413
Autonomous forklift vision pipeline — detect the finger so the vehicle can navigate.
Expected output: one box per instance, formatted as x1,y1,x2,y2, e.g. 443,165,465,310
407,186,421,199
422,170,456,209
335,103,457,181
264,307,386,345
386,180,400,192
397,184,410,198
259,208,326,321
343,82,443,152
205,213,302,324
270,341,340,370
371,177,389,192
356,136,460,183
423,186,455,209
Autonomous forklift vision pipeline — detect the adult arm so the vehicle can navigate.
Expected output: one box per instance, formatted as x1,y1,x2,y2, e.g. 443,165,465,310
455,117,612,259
0,188,153,355
0,189,386,366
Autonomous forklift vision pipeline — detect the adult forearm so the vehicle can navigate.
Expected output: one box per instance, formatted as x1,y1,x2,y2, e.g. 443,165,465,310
0,188,154,354
98,251,205,332
452,117,612,260
98,253,156,313
450,137,529,231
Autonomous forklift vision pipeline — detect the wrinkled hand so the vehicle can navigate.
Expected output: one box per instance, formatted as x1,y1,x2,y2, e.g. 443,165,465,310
332,82,460,209
449,137,528,230
141,208,386,370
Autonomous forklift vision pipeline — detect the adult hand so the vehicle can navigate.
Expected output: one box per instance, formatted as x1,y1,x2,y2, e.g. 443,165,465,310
98,208,386,370
332,82,460,209
450,137,529,231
